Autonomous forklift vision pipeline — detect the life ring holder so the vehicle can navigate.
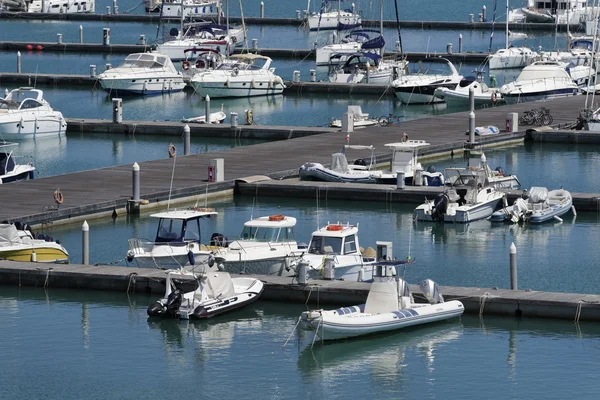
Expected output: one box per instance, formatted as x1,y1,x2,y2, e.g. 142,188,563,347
168,143,177,158
326,224,344,231
181,60,191,71
268,214,285,221
54,189,64,205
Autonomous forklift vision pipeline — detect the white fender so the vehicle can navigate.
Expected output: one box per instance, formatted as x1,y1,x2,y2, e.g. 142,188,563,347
225,78,230,88
251,79,256,89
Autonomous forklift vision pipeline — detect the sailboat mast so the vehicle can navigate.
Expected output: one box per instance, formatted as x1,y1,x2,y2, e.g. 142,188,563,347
180,0,184,39
505,0,509,49
393,0,403,55
380,0,383,34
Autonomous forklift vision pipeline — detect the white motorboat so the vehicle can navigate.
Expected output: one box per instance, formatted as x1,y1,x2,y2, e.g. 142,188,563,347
0,222,69,263
126,208,219,271
180,48,231,82
213,214,300,276
299,145,379,184
467,151,520,190
299,275,464,340
508,0,595,24
181,110,227,124
499,61,580,104
392,58,463,104
147,269,263,319
328,52,406,85
97,52,186,96
306,0,361,31
414,166,506,223
316,29,384,66
329,105,379,128
1,0,94,13
491,187,573,223
377,140,445,186
434,72,504,107
156,22,241,61
0,87,66,140
1,141,34,184
156,0,220,19
190,54,285,98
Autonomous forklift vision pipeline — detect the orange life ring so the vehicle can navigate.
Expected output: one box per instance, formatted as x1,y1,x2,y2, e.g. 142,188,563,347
326,224,343,231
268,214,285,221
53,189,64,204
168,143,176,158
181,60,190,71
491,92,498,104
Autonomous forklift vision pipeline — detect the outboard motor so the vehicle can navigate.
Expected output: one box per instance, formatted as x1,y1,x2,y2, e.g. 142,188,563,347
419,279,444,304
354,158,368,167
427,165,437,173
396,277,414,309
431,193,449,222
164,288,184,316
147,301,167,317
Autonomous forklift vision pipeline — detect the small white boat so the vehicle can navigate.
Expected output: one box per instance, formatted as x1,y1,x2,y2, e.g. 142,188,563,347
434,73,504,107
488,46,539,70
1,141,35,184
147,269,263,319
155,0,220,20
414,166,506,223
508,0,594,24
0,222,69,263
329,105,378,128
126,208,219,271
490,187,573,223
190,54,285,98
306,0,361,31
181,110,227,124
213,214,301,276
300,276,463,340
316,29,384,66
299,145,379,184
328,52,406,85
392,58,463,104
377,140,445,186
97,52,186,96
0,87,66,140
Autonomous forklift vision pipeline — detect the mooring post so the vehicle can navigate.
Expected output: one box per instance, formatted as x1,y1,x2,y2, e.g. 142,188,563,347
469,111,475,144
482,5,487,21
510,242,517,290
252,38,258,50
293,70,300,82
260,1,264,18
310,69,316,82
79,25,83,43
132,162,140,202
396,171,405,189
296,10,301,19
469,86,475,112
205,95,211,124
113,0,118,14
90,65,96,77
57,33,63,44
230,112,238,128
17,51,21,73
458,33,463,53
82,220,89,265
103,28,110,45
183,124,190,155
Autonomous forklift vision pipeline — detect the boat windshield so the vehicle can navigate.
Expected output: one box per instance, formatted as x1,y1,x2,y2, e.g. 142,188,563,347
155,218,184,243
240,226,295,242
120,54,167,69
407,60,453,75
308,235,342,255
445,168,487,187
0,99,19,110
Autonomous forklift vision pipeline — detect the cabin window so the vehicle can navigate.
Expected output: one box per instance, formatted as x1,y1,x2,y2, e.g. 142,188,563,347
19,99,43,109
240,226,280,242
308,236,342,255
183,220,200,242
343,235,357,254
156,219,184,242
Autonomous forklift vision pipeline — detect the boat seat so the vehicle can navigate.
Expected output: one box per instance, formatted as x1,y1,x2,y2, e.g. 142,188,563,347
446,189,460,203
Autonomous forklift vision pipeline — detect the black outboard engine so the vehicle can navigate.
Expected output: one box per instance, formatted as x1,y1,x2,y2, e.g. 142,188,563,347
165,288,184,316
431,193,449,222
427,165,437,173
147,301,167,317
210,232,228,247
354,158,368,167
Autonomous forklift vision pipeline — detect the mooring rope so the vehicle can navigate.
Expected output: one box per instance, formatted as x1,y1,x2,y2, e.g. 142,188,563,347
282,316,302,348
126,272,138,294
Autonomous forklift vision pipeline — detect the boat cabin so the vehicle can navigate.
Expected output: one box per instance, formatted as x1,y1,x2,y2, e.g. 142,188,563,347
328,52,382,76
308,224,360,256
118,53,175,71
151,209,217,245
0,88,46,111
385,140,430,175
238,215,296,243
444,167,488,188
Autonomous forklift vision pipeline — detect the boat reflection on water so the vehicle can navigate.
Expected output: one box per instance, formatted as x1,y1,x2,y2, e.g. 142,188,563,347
297,323,463,382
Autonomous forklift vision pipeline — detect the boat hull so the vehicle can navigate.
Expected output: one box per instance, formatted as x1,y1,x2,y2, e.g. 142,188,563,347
415,196,504,223
132,251,213,271
302,300,464,340
0,114,66,139
394,83,456,104
307,12,361,30
99,78,186,96
190,80,284,98
0,246,69,263
218,257,294,276
501,89,579,104
299,162,378,184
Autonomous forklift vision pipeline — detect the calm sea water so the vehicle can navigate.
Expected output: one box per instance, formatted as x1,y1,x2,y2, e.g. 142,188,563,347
1,284,599,400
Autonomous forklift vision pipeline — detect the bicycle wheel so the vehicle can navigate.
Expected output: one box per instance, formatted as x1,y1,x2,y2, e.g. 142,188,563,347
378,117,390,127
541,114,553,126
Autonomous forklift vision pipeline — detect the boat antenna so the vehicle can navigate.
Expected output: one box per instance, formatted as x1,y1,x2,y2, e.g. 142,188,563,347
167,148,177,211
393,0,403,57
487,0,498,53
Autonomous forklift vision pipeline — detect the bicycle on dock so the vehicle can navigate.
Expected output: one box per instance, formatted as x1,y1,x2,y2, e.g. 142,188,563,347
518,107,553,126
378,114,404,126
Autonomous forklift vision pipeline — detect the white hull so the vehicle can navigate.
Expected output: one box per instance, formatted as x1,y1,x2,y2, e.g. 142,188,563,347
0,114,66,139
415,196,504,223
132,251,214,271
316,43,361,65
434,87,503,107
301,300,464,340
395,90,444,104
307,12,361,30
99,76,186,95
330,70,392,84
307,263,374,282
190,74,284,98
488,48,538,70
219,257,294,276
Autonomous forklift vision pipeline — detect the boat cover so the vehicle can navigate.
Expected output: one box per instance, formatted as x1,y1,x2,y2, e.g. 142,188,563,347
528,186,548,203
0,224,19,247
363,282,399,314
204,272,236,298
331,153,349,173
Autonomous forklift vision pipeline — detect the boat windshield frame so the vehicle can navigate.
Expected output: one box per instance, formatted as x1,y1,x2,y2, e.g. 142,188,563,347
155,217,202,244
239,225,296,243
119,53,168,69
444,168,487,188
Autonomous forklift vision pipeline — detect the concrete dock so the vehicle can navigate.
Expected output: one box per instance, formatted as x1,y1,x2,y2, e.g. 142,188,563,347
1,260,598,321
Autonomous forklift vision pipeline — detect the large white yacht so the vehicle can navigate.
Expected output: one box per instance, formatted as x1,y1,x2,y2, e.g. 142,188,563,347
508,0,595,24
0,0,94,13
97,52,186,96
392,58,463,104
0,87,66,140
305,0,361,30
189,54,285,98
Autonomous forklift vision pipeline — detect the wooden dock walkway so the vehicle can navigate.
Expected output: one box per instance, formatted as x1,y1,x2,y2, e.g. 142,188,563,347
0,95,589,225
1,260,598,321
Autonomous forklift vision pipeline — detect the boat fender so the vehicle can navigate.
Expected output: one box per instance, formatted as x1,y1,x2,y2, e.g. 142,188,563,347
187,250,195,266
168,143,177,158
491,92,498,104
193,305,209,318
232,67,239,77
251,79,256,88
182,60,191,71
268,80,273,89
225,78,230,88
53,189,64,204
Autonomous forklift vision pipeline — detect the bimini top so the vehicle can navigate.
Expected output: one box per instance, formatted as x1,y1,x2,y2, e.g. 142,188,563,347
243,215,297,228
385,140,431,151
150,208,218,220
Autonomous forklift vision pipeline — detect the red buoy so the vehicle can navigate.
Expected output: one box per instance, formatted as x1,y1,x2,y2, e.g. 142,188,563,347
35,45,43,51
26,44,33,50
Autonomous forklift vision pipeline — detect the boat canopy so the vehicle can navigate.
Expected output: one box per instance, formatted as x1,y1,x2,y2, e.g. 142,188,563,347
3,87,44,103
0,224,21,246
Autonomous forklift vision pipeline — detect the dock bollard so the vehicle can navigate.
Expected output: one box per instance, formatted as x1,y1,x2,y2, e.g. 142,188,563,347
482,5,486,21
113,0,118,14
469,13,474,23
396,171,405,189
79,25,83,43
446,43,453,54
469,86,475,112
103,28,110,46
183,124,190,155
112,98,122,123
230,112,238,128
293,70,300,83
17,51,21,73
468,111,475,143
506,112,518,133
251,38,258,50
132,162,140,202
205,95,211,124
395,40,401,52
106,5,111,14
458,34,462,53
296,10,301,19
297,261,308,284
208,158,224,182
414,168,424,186
138,34,146,45
260,1,264,18
90,64,97,77
309,69,316,82
57,33,63,44
510,242,517,290
82,220,89,265
341,112,354,133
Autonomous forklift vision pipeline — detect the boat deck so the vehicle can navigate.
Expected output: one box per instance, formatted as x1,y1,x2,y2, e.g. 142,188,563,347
0,95,589,225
